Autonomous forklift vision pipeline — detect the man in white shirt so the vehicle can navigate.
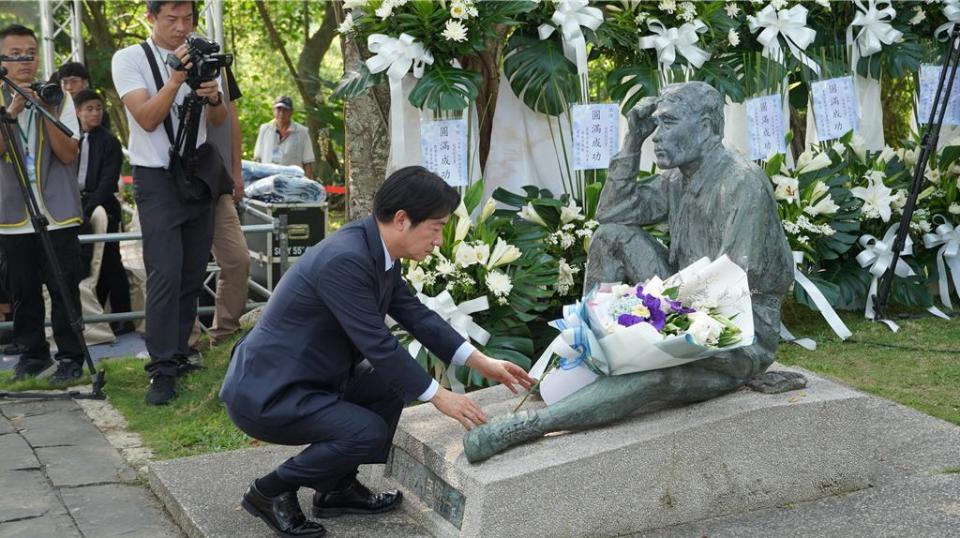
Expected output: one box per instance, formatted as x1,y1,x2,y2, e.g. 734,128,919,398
111,0,227,405
253,96,315,178
0,24,85,384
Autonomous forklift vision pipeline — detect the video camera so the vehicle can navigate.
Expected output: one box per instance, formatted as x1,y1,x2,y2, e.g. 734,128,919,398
29,81,63,106
165,33,232,91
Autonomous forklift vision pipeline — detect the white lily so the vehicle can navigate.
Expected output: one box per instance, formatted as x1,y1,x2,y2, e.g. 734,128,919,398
473,242,491,267
454,200,471,241
804,193,839,217
486,237,522,269
406,266,427,292
879,146,897,164
453,242,478,267
559,199,585,225
808,180,830,203
519,203,548,227
795,150,832,174
852,178,897,222
849,134,868,162
478,198,497,224
772,175,799,203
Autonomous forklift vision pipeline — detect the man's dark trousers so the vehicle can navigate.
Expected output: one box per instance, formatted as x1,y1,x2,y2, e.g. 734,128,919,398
0,228,83,365
226,360,404,492
133,167,214,377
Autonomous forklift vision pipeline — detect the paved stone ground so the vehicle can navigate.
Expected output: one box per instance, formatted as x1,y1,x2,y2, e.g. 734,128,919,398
0,398,182,538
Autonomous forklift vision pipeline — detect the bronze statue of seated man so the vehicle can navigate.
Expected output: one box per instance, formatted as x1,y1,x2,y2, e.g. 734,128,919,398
463,82,796,463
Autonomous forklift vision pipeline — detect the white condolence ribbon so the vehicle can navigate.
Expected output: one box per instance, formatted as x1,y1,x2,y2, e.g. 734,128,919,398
936,0,960,41
781,251,852,350
638,19,711,70
847,0,902,59
538,0,603,77
923,216,960,310
856,224,915,331
409,291,490,393
748,3,820,76
365,33,434,170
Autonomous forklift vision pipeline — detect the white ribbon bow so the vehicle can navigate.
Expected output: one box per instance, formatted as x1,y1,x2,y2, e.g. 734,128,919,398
937,0,960,41
781,251,852,350
529,302,605,380
538,0,604,77
848,0,902,58
639,19,711,70
923,218,960,310
365,33,434,170
856,224,914,331
748,3,820,76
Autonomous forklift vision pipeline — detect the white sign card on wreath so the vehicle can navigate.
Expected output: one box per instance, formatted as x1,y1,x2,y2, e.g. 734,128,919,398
420,118,469,187
917,64,960,126
572,103,620,171
745,94,787,161
810,76,859,142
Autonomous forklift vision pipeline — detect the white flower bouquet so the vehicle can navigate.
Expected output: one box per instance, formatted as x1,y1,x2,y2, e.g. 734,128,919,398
528,255,755,405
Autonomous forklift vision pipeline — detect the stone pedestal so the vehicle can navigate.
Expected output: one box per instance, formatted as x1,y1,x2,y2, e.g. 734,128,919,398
378,366,960,538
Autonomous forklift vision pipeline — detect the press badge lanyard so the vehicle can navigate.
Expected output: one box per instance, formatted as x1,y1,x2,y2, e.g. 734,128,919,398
16,109,36,183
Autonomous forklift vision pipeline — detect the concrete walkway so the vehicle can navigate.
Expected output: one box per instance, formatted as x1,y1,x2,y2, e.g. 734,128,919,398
0,398,181,538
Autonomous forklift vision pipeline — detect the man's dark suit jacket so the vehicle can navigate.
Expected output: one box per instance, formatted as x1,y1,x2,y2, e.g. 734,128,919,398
79,125,122,222
220,216,465,425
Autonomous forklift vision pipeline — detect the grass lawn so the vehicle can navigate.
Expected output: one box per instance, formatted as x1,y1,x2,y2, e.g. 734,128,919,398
1,302,958,460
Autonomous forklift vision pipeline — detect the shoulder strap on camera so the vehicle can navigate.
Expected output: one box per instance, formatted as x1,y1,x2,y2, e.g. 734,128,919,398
139,41,176,146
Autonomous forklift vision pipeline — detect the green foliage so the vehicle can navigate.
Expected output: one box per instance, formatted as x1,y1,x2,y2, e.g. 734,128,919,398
331,60,376,102
502,29,580,116
408,64,482,111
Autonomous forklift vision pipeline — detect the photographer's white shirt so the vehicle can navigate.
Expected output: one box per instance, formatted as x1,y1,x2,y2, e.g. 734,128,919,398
111,37,220,168
0,94,80,235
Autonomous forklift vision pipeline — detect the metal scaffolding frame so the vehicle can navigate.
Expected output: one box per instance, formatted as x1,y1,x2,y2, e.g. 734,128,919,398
38,0,225,77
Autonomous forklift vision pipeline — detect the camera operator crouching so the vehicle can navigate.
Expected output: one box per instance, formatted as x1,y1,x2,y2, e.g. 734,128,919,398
112,0,230,405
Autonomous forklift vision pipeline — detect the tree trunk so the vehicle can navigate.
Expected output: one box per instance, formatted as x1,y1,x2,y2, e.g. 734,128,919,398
461,26,509,172
342,33,390,221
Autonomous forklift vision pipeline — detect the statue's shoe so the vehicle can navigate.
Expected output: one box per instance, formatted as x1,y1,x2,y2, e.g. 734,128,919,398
462,410,544,463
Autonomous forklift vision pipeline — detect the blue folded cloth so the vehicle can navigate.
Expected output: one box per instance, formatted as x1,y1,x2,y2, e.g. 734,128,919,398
244,174,326,204
241,160,305,184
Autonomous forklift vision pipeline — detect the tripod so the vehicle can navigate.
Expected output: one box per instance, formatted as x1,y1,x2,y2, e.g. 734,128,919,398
0,66,105,400
873,24,960,320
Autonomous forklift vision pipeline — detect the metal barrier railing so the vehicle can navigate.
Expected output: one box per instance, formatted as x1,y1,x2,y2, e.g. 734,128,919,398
0,200,289,332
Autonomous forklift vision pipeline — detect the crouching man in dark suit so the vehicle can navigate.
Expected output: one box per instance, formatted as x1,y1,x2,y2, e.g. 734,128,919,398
220,166,535,538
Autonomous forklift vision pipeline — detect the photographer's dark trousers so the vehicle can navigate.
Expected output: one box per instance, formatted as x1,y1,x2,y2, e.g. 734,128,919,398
226,360,404,493
0,228,84,364
96,213,132,318
133,167,214,377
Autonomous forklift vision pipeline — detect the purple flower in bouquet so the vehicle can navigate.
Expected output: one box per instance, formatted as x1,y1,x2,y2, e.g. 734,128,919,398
666,298,695,314
613,289,667,331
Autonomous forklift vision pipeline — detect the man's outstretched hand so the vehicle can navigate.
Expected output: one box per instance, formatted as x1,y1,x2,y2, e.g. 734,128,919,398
431,388,487,430
465,351,536,394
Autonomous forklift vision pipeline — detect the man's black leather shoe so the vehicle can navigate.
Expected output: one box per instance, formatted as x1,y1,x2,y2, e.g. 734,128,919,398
312,479,402,518
241,482,326,538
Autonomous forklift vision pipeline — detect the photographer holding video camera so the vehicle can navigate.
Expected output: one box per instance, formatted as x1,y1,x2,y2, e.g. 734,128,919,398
0,24,86,384
112,0,229,405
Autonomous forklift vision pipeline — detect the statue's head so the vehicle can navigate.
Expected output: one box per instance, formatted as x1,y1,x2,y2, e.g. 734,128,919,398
651,82,724,169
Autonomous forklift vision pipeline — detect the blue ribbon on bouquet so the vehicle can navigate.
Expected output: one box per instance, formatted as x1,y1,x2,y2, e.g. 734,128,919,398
529,301,607,380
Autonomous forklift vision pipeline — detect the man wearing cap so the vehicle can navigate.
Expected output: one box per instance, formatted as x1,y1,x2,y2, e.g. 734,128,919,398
253,95,315,178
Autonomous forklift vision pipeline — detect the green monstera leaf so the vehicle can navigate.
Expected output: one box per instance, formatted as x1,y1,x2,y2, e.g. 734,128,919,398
408,64,481,111
331,61,377,101
502,28,579,116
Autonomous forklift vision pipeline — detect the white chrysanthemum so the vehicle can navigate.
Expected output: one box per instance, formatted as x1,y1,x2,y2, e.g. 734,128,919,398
727,28,740,47
658,0,676,14
485,270,513,298
948,203,960,215
679,1,696,21
909,6,925,26
337,12,355,34
442,19,468,42
436,258,456,277
724,3,740,18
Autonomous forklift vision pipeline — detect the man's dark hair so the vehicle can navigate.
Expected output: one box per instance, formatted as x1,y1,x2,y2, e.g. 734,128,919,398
58,61,90,81
74,89,103,108
146,1,199,17
373,166,460,226
0,24,37,44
